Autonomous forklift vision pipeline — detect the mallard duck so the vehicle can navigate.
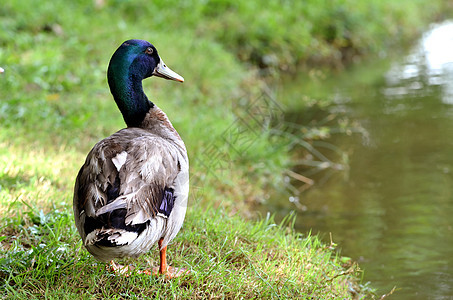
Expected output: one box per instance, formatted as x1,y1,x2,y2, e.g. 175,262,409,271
73,39,189,277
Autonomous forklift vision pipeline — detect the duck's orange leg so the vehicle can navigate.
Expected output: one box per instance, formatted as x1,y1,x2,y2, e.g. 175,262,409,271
149,238,189,278
158,238,167,274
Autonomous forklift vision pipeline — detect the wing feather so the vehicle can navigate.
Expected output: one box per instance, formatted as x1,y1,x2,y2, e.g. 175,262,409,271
75,128,187,230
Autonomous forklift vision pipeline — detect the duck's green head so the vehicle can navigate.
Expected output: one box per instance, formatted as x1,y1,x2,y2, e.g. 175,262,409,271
107,39,184,127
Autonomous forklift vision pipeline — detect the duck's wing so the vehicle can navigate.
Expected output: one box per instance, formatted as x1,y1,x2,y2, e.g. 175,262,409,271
74,128,188,246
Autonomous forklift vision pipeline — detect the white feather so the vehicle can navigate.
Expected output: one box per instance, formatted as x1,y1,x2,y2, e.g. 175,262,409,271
84,217,166,262
95,197,126,216
112,151,128,171
108,231,138,246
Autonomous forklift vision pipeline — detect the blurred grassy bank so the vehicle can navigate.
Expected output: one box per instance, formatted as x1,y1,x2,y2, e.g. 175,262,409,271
0,0,449,298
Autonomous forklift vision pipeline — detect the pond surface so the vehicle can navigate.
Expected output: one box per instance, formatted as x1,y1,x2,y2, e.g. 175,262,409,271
270,21,453,299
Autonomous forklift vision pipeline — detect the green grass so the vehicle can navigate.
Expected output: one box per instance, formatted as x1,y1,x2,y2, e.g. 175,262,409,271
1,207,366,299
0,0,449,298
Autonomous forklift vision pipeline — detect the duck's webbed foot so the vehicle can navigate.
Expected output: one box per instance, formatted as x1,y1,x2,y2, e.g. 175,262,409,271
109,260,135,276
148,265,189,278
145,238,189,278
107,238,190,279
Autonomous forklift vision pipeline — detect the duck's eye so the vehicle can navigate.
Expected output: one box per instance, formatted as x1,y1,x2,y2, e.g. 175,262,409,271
145,47,153,55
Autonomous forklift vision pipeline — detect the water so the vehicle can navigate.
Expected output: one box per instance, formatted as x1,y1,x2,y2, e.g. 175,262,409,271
270,21,453,299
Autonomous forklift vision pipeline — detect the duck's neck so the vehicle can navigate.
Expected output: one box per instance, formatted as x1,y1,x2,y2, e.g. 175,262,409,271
108,74,154,128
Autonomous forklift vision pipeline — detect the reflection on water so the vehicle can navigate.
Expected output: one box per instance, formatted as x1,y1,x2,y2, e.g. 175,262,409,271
268,21,453,299
386,21,453,105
